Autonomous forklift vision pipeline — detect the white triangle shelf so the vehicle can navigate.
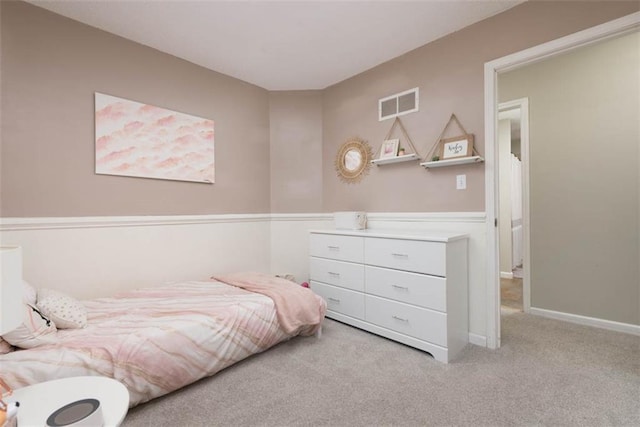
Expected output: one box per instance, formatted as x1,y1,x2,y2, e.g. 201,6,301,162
372,117,422,165
371,153,420,165
420,155,484,168
421,114,483,169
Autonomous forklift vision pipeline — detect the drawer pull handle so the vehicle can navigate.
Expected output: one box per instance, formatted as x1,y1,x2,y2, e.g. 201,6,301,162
328,297,341,303
391,253,409,258
328,245,340,251
392,315,409,323
328,271,341,277
392,285,409,291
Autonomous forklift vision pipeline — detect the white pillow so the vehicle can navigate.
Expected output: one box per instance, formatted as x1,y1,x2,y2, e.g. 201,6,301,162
2,304,57,349
23,280,37,305
37,288,87,329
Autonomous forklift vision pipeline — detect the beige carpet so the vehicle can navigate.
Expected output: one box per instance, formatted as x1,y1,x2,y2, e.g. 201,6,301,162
123,312,640,426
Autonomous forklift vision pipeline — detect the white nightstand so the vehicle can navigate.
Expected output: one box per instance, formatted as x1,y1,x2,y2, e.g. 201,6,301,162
6,376,129,427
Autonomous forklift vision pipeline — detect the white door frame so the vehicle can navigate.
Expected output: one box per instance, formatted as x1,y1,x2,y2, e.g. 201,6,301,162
498,98,530,312
483,12,640,349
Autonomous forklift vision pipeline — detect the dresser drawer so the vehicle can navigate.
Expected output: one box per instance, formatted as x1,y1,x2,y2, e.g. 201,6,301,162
365,266,446,312
365,237,446,277
310,281,365,320
310,257,364,292
310,234,364,263
365,295,447,346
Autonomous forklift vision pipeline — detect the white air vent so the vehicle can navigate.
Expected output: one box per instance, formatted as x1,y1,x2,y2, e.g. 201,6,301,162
378,87,419,121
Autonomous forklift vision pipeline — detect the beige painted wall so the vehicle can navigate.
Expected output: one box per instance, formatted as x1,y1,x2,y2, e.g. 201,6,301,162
269,91,323,213
321,1,638,213
499,31,640,325
2,1,638,219
1,1,271,217
498,119,512,274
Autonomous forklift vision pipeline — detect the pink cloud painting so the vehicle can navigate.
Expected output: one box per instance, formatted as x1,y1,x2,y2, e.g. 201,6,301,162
95,93,215,183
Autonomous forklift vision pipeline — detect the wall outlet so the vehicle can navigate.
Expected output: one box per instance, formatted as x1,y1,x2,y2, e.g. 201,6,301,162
456,174,466,190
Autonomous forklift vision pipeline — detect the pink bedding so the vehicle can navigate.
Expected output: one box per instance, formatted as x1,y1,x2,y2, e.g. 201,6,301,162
212,272,325,335
1,280,326,407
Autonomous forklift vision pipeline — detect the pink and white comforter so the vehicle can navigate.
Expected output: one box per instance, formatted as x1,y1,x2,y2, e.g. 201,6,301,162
1,280,326,406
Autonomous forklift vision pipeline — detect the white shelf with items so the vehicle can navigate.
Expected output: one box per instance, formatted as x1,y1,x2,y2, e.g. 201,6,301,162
421,113,483,170
420,155,484,169
371,153,420,165
371,117,421,165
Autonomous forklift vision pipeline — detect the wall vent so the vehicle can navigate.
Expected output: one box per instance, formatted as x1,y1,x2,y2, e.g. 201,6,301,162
378,87,419,121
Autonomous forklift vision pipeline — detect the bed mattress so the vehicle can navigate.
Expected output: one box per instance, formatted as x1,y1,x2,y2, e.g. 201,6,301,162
1,280,324,406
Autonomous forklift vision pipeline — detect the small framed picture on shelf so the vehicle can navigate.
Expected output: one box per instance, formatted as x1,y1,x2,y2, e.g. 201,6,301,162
380,138,399,159
439,134,474,160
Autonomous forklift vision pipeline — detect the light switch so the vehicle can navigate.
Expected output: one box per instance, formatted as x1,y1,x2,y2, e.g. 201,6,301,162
456,174,466,190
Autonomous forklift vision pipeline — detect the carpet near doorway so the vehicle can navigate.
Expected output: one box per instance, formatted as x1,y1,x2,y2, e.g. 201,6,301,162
123,312,639,426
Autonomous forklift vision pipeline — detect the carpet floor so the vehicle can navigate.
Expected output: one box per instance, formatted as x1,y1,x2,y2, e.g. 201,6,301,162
123,312,640,426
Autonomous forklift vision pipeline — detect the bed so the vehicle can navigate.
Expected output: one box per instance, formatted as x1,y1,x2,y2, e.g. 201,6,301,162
1,274,326,407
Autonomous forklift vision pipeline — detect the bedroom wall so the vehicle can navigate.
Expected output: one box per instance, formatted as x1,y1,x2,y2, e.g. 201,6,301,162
0,0,271,217
499,31,640,326
312,1,638,340
2,0,638,341
269,91,323,213
321,1,639,213
0,1,275,297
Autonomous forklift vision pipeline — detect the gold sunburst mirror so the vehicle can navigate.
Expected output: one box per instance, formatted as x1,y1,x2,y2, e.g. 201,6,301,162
335,137,373,184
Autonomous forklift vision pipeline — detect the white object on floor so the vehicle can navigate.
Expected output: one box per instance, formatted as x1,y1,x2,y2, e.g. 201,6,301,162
6,377,129,427
46,398,102,427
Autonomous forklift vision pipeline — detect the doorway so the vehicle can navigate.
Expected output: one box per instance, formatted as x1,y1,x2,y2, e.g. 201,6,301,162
498,99,529,314
483,12,640,349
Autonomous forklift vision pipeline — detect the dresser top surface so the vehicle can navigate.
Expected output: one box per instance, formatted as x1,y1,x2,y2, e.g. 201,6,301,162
309,228,469,242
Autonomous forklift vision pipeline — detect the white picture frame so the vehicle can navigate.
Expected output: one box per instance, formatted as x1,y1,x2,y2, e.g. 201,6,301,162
380,138,399,159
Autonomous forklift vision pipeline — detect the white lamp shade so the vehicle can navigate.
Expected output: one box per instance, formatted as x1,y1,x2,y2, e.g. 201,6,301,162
1,246,23,335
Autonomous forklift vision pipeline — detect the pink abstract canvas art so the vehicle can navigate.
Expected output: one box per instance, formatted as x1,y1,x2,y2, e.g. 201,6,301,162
95,93,215,183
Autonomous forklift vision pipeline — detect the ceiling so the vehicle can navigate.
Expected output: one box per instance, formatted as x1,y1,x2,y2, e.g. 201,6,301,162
28,0,525,90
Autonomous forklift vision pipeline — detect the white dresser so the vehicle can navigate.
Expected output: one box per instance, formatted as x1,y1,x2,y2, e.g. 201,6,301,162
309,229,469,363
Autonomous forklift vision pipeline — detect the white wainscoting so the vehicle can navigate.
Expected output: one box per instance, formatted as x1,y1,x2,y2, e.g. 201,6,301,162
1,212,489,345
0,215,272,299
270,213,332,284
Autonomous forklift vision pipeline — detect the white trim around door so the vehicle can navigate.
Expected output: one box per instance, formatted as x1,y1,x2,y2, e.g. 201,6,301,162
484,11,640,349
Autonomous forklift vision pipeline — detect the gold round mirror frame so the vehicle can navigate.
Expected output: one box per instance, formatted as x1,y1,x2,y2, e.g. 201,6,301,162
334,137,373,184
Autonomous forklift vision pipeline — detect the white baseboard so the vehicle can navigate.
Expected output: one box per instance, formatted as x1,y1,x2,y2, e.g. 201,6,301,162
468,333,487,347
529,307,640,336
500,271,514,279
